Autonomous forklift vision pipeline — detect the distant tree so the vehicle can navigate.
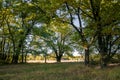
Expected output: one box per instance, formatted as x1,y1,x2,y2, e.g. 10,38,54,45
32,20,73,62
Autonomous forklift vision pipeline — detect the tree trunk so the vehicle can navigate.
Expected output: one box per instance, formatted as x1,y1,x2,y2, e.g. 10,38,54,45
44,54,47,63
56,55,62,62
21,47,24,63
12,54,19,64
84,47,89,65
100,52,107,68
98,36,108,68
25,52,27,63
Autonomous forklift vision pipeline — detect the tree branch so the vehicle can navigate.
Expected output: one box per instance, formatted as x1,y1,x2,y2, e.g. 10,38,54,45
65,2,81,34
79,7,94,19
111,36,120,47
77,7,83,33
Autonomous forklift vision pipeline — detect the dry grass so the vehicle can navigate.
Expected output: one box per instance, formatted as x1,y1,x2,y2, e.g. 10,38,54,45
0,62,120,80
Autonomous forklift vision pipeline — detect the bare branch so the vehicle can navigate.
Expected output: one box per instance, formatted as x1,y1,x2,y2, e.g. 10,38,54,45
65,2,81,34
77,7,83,32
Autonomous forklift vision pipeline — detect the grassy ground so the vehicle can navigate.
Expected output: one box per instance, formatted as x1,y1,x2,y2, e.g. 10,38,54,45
0,62,120,80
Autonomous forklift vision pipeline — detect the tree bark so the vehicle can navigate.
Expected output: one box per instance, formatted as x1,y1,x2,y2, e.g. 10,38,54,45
56,55,62,62
12,54,19,64
25,52,27,63
85,47,90,65
21,47,24,63
44,53,47,63
98,35,108,68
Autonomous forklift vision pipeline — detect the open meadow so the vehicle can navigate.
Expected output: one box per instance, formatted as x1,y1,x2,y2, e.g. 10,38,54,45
0,62,120,80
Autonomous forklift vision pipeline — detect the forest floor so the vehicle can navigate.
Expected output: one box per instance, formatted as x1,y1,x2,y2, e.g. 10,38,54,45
0,62,120,80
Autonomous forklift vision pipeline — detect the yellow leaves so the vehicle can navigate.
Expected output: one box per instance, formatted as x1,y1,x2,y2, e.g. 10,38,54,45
18,29,24,34
25,13,36,21
15,3,21,6
28,3,34,7
1,8,11,15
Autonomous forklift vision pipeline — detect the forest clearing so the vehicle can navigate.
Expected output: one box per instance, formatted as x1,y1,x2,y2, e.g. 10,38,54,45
0,0,120,80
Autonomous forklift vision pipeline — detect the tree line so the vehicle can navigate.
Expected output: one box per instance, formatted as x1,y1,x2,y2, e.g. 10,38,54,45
0,0,120,68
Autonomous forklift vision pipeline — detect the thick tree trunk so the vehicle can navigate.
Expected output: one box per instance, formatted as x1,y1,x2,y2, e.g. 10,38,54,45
25,52,27,63
21,54,24,63
98,36,108,68
100,52,107,68
84,47,90,65
56,55,62,62
12,54,19,64
44,54,47,63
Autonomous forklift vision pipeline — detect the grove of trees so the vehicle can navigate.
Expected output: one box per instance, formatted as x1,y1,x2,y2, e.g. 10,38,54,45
0,0,120,68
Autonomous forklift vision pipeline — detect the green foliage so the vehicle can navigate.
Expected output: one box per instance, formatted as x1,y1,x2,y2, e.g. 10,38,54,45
0,0,120,65
32,21,74,62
